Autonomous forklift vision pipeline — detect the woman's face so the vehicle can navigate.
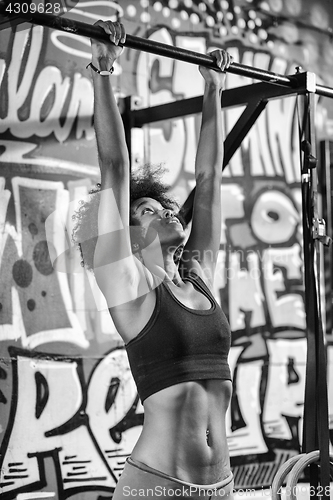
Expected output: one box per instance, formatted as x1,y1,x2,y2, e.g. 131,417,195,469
130,197,186,248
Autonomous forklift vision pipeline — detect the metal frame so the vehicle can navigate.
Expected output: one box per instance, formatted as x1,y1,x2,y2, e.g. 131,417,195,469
131,78,332,494
320,140,333,336
0,0,333,98
1,2,333,495
130,71,322,221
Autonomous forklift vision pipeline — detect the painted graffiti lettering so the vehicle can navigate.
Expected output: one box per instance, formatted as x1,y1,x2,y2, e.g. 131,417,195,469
0,26,94,143
0,177,87,348
227,348,268,454
250,189,299,245
263,339,306,444
227,250,266,331
86,349,143,477
214,181,305,332
226,53,300,182
218,244,305,332
263,246,305,329
0,350,116,496
136,28,189,186
2,342,328,497
137,30,302,185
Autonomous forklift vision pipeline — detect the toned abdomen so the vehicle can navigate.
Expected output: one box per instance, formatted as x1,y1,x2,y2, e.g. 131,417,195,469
131,379,232,484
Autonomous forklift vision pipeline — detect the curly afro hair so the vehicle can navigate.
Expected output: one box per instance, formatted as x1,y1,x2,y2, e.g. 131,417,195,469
72,164,182,271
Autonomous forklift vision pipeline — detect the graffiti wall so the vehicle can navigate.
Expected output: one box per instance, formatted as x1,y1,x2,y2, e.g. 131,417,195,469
1,0,333,498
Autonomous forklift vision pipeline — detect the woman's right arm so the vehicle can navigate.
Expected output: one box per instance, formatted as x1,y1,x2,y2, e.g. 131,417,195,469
90,21,145,308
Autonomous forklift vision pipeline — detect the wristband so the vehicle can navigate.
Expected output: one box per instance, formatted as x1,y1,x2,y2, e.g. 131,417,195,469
86,62,114,76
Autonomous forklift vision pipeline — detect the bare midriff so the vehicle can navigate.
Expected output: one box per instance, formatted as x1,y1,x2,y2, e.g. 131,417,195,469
131,378,232,485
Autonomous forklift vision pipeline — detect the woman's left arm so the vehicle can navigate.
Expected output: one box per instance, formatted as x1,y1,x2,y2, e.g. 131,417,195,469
183,50,232,287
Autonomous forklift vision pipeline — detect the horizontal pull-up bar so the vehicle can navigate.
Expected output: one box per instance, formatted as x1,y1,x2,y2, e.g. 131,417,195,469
0,1,333,98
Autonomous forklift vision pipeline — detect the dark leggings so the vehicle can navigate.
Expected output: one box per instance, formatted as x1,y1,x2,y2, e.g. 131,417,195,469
112,457,234,499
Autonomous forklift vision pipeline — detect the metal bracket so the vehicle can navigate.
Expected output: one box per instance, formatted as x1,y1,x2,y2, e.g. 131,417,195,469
301,140,318,169
293,71,317,93
312,218,332,246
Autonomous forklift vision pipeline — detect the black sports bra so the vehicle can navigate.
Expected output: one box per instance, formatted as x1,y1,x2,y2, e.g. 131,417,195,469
125,272,232,402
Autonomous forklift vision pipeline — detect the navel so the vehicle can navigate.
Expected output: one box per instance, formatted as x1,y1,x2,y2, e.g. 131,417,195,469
206,428,211,447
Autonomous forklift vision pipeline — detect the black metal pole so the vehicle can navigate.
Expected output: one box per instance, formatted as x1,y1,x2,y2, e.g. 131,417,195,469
316,84,333,99
0,1,299,88
2,3,333,98
1,1,333,97
299,92,330,500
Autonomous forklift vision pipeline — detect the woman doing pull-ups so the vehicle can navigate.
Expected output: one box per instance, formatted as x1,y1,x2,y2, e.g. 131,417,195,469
74,19,233,500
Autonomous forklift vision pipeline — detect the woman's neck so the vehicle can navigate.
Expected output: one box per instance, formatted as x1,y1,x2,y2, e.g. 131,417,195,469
163,257,182,286
136,242,183,286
